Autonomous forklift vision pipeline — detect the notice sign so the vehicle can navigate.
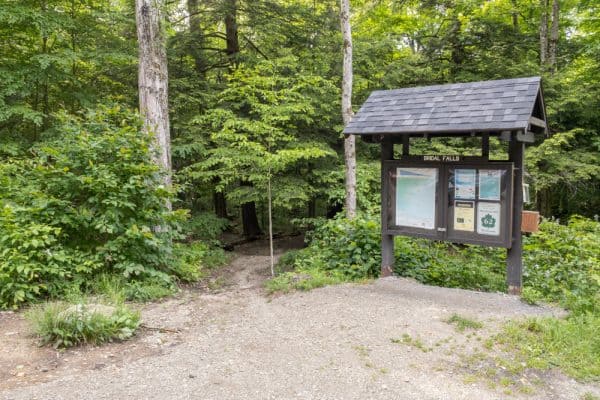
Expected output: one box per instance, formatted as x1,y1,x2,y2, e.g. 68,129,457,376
455,169,476,199
479,170,501,201
395,168,437,230
477,202,501,236
454,201,475,231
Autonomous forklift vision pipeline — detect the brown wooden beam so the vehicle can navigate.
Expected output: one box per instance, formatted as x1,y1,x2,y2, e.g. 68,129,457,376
529,116,546,129
507,132,524,295
381,138,394,277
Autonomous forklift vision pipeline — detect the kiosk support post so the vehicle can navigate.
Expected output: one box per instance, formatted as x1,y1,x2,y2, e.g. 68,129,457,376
507,132,524,294
381,137,394,277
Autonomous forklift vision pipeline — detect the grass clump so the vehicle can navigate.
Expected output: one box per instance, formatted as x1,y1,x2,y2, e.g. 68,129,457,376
265,268,349,294
493,314,600,381
446,314,483,332
26,301,140,349
391,333,432,352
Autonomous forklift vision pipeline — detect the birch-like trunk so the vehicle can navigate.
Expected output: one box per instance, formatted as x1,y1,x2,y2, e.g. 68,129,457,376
340,0,356,219
136,0,172,204
548,0,559,71
539,0,549,66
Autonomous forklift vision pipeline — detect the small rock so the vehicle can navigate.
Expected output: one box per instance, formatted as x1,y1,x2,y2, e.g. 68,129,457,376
189,374,196,379
403,378,410,382
40,367,49,373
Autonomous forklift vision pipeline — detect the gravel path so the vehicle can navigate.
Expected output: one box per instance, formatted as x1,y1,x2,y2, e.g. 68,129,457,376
1,247,598,400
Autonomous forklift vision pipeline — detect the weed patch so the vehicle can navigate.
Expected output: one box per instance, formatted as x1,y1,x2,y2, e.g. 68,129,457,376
391,333,432,353
446,314,483,332
492,314,600,381
27,301,140,349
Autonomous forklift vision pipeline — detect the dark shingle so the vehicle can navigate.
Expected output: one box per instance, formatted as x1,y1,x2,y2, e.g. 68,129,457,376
343,77,544,136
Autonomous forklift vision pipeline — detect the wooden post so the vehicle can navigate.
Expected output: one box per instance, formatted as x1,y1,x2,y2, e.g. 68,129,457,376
482,132,489,159
381,137,394,277
507,132,524,294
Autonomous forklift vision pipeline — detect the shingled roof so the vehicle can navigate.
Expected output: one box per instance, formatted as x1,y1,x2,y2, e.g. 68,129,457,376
343,77,546,138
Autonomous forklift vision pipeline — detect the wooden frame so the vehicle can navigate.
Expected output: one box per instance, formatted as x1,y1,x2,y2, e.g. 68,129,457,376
382,160,514,248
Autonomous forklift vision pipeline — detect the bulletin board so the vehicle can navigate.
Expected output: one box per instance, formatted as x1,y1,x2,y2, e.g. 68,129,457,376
383,161,514,248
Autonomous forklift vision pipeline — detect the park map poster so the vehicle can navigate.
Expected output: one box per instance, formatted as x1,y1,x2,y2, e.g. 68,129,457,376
395,168,437,230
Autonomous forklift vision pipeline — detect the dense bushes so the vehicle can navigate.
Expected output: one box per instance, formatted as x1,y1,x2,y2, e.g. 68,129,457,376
0,106,186,309
522,216,600,314
271,214,600,314
266,217,380,292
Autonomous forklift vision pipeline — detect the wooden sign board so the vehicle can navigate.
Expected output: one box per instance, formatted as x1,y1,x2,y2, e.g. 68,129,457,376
382,160,514,248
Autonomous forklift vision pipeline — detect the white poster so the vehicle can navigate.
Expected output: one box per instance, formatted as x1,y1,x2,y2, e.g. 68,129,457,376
454,201,475,232
477,202,501,236
395,168,437,230
455,169,476,200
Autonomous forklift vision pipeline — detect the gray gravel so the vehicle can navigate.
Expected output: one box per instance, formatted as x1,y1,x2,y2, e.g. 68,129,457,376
1,254,597,400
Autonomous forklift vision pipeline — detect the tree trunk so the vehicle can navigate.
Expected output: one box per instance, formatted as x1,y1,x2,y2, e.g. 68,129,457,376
187,0,206,75
213,190,228,219
241,200,262,238
224,0,240,66
539,0,549,66
223,0,260,235
308,198,316,218
510,0,519,31
340,0,357,219
548,0,559,71
136,0,172,202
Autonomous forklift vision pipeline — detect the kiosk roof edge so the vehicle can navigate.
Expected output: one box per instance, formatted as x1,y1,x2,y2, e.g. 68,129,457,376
343,77,546,140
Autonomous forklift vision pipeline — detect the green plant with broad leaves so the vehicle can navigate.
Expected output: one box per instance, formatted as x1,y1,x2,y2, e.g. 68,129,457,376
0,105,186,309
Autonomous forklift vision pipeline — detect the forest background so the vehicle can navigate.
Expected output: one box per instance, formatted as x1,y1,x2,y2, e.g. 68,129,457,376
0,0,598,313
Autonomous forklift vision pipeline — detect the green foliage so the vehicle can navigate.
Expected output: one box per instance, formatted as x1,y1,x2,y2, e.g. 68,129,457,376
446,314,484,332
273,215,600,315
123,279,175,303
26,302,140,349
169,241,229,283
177,56,338,213
394,239,506,292
495,314,600,381
266,216,380,293
0,106,183,309
265,267,349,294
523,216,600,314
303,216,382,279
182,213,229,242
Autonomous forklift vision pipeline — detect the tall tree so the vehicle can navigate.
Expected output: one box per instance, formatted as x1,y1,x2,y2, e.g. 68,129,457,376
548,0,559,71
539,0,549,66
340,0,357,219
136,0,172,196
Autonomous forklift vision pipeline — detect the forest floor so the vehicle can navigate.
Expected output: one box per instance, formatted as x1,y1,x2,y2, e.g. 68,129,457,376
1,237,599,400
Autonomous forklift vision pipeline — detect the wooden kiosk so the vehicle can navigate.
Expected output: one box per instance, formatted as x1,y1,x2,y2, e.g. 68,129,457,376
343,77,547,294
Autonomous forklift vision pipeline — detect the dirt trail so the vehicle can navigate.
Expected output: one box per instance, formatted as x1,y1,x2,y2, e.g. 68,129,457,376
1,239,598,400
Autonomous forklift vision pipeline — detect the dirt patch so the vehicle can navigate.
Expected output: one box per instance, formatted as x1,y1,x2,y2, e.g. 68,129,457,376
1,238,598,400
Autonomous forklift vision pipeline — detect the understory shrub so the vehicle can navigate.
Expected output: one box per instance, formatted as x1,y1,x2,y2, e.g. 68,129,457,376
394,239,506,292
271,214,599,312
0,106,186,309
522,216,600,314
